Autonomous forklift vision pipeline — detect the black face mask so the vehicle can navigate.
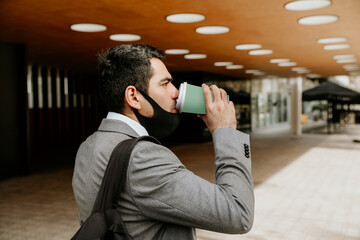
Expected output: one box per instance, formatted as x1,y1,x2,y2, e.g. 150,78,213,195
134,90,180,139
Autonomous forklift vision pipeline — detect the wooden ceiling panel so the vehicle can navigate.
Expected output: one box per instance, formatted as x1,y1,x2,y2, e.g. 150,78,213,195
0,0,359,78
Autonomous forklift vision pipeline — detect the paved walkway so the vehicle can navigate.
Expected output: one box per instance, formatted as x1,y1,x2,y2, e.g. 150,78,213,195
1,124,360,240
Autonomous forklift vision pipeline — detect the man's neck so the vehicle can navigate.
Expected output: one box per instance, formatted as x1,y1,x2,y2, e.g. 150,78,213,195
122,106,139,123
106,111,148,137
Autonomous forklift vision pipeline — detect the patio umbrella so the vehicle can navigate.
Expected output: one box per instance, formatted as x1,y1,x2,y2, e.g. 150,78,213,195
302,81,360,102
302,81,360,133
350,94,360,104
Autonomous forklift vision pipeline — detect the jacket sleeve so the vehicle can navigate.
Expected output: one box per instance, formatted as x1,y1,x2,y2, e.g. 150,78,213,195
127,128,254,234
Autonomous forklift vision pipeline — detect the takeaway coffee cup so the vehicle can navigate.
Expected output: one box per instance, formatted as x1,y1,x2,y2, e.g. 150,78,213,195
176,82,206,114
176,82,229,114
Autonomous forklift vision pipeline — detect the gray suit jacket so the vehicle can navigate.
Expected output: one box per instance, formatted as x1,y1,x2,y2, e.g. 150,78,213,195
72,118,254,239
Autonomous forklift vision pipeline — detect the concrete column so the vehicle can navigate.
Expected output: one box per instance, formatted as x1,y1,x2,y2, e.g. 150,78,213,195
290,77,302,136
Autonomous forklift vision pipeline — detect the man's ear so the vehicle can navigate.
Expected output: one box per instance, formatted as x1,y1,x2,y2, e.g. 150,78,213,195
124,86,141,110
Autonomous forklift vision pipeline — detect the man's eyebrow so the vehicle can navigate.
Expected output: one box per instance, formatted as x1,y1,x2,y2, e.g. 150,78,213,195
160,77,174,83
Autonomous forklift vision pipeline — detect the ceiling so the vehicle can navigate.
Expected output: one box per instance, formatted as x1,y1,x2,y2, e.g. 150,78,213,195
1,0,359,79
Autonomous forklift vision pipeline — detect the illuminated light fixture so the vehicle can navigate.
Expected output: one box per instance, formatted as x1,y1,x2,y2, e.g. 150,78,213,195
336,59,357,64
270,58,290,63
344,68,360,72
298,15,338,25
343,64,360,68
292,67,308,71
226,65,243,69
109,34,141,41
195,26,230,34
307,73,322,78
70,23,107,32
278,62,297,67
214,62,233,66
166,13,205,23
333,54,356,60
317,37,348,44
245,69,261,74
235,44,262,50
248,49,273,55
253,72,266,75
343,65,360,71
296,70,311,74
184,54,207,59
323,44,350,50
165,49,190,55
284,0,331,11
349,72,360,76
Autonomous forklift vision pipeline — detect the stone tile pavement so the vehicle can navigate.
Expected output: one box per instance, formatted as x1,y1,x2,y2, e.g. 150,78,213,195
1,124,359,240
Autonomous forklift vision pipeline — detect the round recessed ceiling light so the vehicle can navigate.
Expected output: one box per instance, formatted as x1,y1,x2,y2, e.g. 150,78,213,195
248,49,273,55
184,54,207,59
298,15,339,25
226,65,244,69
235,44,262,50
245,69,262,74
343,65,360,71
278,62,297,67
195,26,230,34
349,72,360,76
70,23,107,32
165,49,190,55
333,54,356,60
292,67,308,71
307,73,322,78
214,62,233,66
323,44,350,50
109,34,141,41
344,68,360,71
343,64,359,68
284,0,331,11
337,59,357,64
253,72,266,76
317,37,348,44
343,64,360,68
270,58,290,63
166,13,206,23
296,70,311,74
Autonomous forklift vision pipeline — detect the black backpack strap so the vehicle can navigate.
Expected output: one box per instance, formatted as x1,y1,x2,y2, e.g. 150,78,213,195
92,136,161,212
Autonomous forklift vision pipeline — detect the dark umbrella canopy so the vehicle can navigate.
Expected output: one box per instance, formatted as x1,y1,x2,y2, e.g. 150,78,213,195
302,81,360,102
351,95,360,103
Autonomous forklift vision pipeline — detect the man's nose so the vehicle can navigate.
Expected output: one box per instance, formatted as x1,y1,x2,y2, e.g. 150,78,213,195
171,84,179,99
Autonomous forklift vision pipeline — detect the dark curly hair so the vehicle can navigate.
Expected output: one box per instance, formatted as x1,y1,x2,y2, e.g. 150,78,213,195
98,44,165,113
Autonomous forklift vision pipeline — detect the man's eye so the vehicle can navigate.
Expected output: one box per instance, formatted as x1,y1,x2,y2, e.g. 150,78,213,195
162,81,169,86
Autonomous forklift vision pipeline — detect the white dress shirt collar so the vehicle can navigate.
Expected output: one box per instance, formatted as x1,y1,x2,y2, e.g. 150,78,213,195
106,112,149,137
